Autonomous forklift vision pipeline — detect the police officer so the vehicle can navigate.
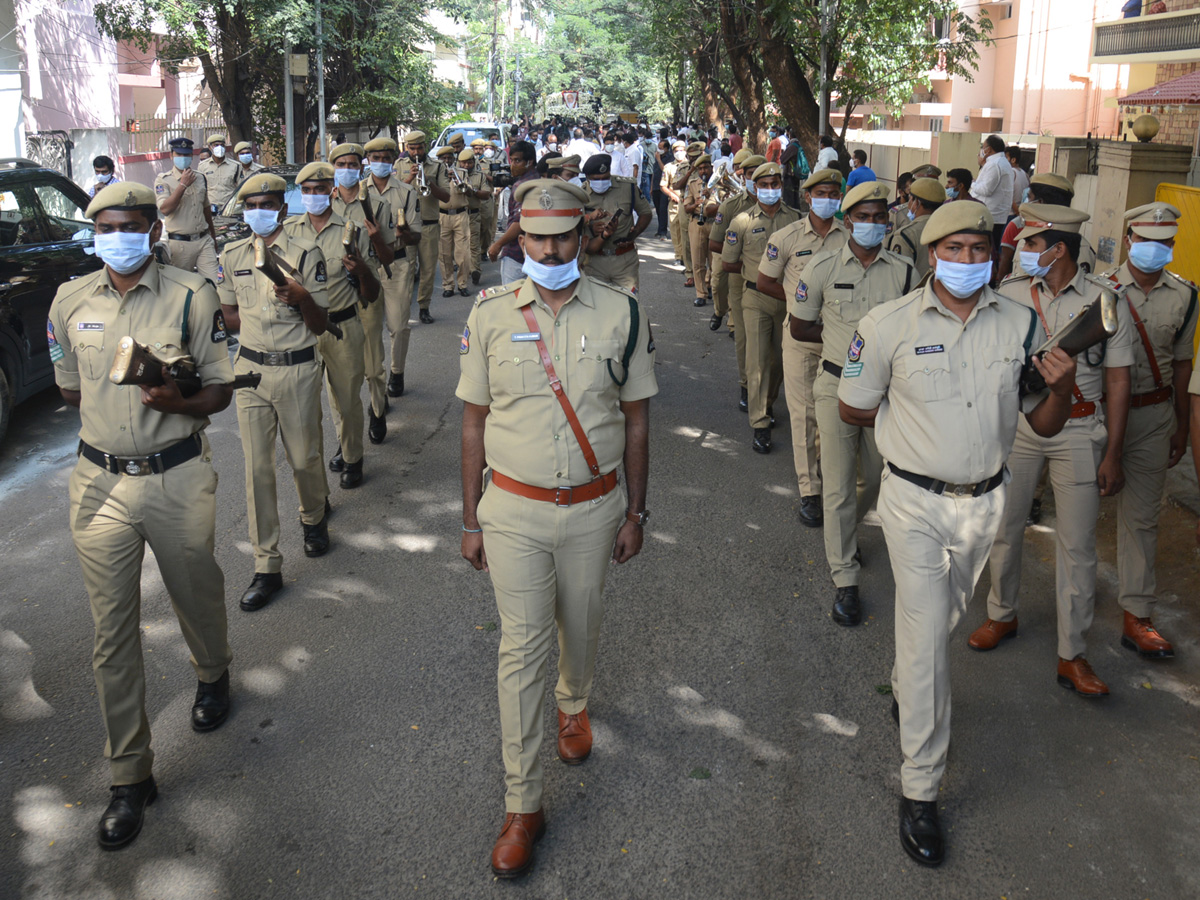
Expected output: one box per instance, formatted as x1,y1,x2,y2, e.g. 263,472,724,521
234,141,265,177
662,140,689,279
886,177,945,281
397,130,451,323
285,161,379,488
198,134,241,213
1107,202,1196,657
756,168,847,527
581,152,653,293
329,142,405,446
472,138,499,254
722,161,802,453
707,148,753,330
684,153,715,306
674,141,706,286
837,202,1076,867
791,181,914,626
154,137,219,284
49,182,235,849
460,147,490,284
437,144,473,297
970,203,1134,697
457,179,657,879
218,174,333,611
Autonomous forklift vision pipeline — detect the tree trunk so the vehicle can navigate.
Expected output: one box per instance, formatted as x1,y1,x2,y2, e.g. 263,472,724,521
756,21,823,166
719,1,767,150
196,8,256,146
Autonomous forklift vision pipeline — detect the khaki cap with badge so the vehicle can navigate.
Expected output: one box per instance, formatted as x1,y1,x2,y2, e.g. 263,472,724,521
741,154,767,171
449,132,466,146
694,154,712,167
234,141,253,154
911,164,942,179
236,173,288,201
1125,201,1180,240
458,148,476,163
671,140,686,151
732,148,753,167
841,181,889,211
514,178,589,234
751,162,782,182
435,146,457,160
401,131,426,146
909,177,946,205
558,154,582,177
207,134,227,145
1015,202,1089,240
296,162,335,183
1029,172,1074,195
921,202,994,245
331,142,365,162
687,141,706,158
365,136,399,154
803,169,841,190
471,138,489,148
86,182,158,220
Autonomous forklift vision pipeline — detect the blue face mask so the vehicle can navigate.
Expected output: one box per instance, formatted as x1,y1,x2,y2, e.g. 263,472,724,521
590,179,612,194
945,187,958,200
1127,240,1173,273
810,197,840,220
300,193,331,215
238,153,254,165
935,259,992,299
368,161,393,179
94,231,152,275
522,255,581,291
1020,246,1055,278
334,168,361,189
244,208,281,237
174,156,192,171
906,208,916,221
745,181,757,197
851,221,887,249
757,187,782,206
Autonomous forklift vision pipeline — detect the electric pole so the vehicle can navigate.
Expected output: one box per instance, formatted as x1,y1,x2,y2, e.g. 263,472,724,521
316,0,326,160
487,0,500,121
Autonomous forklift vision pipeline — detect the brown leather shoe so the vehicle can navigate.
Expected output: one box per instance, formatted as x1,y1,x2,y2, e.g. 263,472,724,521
557,708,592,764
1121,612,1174,659
968,618,1018,651
1057,656,1109,697
490,810,545,878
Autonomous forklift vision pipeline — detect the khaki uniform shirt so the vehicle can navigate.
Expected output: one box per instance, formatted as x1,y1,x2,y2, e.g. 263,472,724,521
455,276,658,488
1112,263,1196,394
238,162,266,178
886,214,932,280
366,175,419,250
1001,267,1135,404
217,231,329,353
838,283,1042,484
331,189,399,272
711,192,756,246
758,214,848,302
465,169,486,212
197,157,242,211
283,210,371,313
684,174,711,222
440,164,472,211
396,157,451,222
154,167,210,235
721,203,804,289
585,176,653,250
792,243,916,367
661,162,681,207
48,263,234,455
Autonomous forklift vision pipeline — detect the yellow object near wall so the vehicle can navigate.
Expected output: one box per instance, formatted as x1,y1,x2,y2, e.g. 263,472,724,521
1153,182,1200,357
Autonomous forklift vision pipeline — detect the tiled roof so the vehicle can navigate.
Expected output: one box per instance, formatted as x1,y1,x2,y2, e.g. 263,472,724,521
1120,71,1200,105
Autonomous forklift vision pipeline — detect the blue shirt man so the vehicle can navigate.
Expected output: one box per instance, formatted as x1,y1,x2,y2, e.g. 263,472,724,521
845,150,877,189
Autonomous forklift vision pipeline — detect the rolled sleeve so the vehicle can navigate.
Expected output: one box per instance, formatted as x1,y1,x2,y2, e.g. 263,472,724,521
47,297,80,392
836,313,888,409
455,305,492,406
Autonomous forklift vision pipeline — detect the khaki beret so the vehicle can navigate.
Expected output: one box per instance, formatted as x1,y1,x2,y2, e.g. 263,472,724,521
671,140,686,151
296,162,335,183
741,154,767,171
802,169,841,190
687,141,707,155
1030,172,1073,196
751,162,781,181
921,202,993,245
695,154,712,167
434,146,457,159
458,148,475,163
911,164,941,179
233,141,253,154
1016,202,1090,240
236,173,288,201
731,148,752,166
449,132,466,145
1125,201,1181,239
206,134,227,145
514,178,590,235
909,177,946,204
401,131,426,145
331,142,364,162
85,182,157,220
842,181,889,211
471,138,489,148
364,137,398,154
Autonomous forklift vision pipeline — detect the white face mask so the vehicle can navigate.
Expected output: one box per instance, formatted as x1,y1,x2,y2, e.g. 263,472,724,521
484,149,495,159
1020,246,1054,278
590,179,611,194
94,231,152,275
211,145,226,159
674,150,686,162
300,193,331,215
523,255,581,290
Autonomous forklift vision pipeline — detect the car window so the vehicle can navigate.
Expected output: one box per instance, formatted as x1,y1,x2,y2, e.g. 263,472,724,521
0,184,47,247
33,182,93,243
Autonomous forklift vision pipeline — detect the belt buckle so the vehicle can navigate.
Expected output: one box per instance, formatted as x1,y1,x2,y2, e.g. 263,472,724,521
264,351,285,366
554,486,573,507
946,482,973,497
123,457,153,476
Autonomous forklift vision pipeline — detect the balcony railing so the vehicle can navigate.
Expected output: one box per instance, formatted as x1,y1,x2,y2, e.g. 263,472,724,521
1091,11,1200,64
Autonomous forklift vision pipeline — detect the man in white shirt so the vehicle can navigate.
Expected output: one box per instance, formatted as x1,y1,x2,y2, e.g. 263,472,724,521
1006,145,1030,215
565,128,595,164
621,132,643,181
814,135,838,172
969,134,1014,249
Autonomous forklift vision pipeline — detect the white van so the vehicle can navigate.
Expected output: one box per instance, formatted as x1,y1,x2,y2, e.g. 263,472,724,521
433,122,510,151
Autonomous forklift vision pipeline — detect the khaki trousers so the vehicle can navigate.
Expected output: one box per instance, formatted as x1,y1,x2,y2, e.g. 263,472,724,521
783,331,822,496
880,469,1006,801
477,483,625,814
469,211,483,274
687,218,711,298
669,202,691,279
583,250,640,293
234,355,328,573
360,289,386,418
318,311,366,466
439,211,471,291
814,368,882,586
743,288,785,429
985,415,1106,660
728,274,747,387
383,254,415,377
711,258,728,317
69,447,231,784
1116,402,1175,618
168,234,219,284
481,202,496,254
416,221,440,310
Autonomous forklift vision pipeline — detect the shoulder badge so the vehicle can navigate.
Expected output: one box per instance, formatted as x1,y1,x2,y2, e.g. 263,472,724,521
47,319,63,362
459,324,470,355
766,242,779,262
314,260,327,283
211,309,227,343
726,230,738,244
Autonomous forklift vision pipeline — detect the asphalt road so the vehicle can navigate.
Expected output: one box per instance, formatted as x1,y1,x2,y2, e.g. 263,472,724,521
2,232,1199,900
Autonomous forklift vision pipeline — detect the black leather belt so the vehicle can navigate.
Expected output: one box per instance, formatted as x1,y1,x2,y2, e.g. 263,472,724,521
745,280,759,292
422,219,439,226
887,462,1005,498
329,306,358,324
239,346,316,366
440,207,468,215
469,209,480,215
822,360,842,377
168,231,207,242
79,433,202,477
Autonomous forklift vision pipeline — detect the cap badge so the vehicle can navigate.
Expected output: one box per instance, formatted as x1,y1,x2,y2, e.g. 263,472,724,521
1153,208,1167,223
125,191,137,207
260,181,269,192
538,190,554,210
977,216,987,230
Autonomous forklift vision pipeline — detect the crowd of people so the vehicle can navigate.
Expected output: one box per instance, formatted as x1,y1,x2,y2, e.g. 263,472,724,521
53,116,1197,877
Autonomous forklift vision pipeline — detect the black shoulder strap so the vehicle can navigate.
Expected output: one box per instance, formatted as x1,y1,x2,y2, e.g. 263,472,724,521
1023,305,1039,360
606,294,640,387
903,264,912,296
181,288,194,347
1177,287,1198,343
899,229,916,258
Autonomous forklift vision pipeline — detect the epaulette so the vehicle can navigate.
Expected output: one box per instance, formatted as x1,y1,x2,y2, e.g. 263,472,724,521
223,233,253,255
613,175,635,184
584,274,636,301
1000,272,1031,286
475,282,520,306
157,263,210,294
1163,269,1197,291
55,268,101,302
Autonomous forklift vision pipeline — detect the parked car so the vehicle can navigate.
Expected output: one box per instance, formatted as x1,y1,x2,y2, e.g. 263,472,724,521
433,122,509,152
213,164,303,252
0,158,103,444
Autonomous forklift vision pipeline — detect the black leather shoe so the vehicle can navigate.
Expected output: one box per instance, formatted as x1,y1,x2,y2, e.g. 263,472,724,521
387,373,405,397
693,296,706,307
419,309,435,324
709,313,723,331
325,497,332,519
738,386,748,413
191,670,230,732
329,446,344,473
459,287,471,297
340,460,363,489
891,696,899,725
240,572,283,612
303,515,330,557
799,494,823,528
98,776,157,850
368,410,386,444
1026,497,1042,528
832,585,862,627
752,428,772,454
472,269,481,284
442,288,455,297
899,797,945,867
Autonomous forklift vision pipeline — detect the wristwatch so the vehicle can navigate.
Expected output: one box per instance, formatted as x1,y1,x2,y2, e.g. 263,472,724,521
625,509,650,527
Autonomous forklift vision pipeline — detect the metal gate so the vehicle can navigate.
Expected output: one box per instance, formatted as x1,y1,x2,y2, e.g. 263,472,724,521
25,131,73,177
